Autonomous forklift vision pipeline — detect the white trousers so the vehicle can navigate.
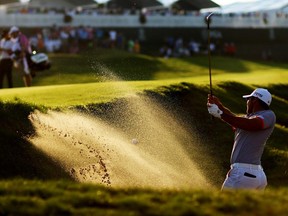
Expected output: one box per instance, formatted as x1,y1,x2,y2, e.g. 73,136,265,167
222,163,267,190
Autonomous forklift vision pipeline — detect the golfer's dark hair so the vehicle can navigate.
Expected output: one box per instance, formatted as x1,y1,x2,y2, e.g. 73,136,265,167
258,99,270,110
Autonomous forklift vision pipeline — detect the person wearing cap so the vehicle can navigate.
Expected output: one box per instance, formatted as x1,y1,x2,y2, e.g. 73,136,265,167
207,88,276,190
9,26,32,87
0,29,14,88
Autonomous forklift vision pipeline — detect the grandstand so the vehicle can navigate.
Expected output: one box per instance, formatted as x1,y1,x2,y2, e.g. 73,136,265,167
2,0,96,11
1,0,288,61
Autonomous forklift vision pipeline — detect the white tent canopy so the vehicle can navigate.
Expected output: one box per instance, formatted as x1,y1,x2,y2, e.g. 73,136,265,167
212,0,288,14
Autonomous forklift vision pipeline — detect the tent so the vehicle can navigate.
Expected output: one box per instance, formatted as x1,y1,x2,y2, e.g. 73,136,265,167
213,0,288,14
172,0,219,11
107,0,163,10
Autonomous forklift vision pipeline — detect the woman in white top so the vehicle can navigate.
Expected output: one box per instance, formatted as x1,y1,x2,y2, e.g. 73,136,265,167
0,29,14,88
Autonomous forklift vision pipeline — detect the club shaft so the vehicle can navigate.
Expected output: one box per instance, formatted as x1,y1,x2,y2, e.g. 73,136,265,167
207,13,213,96
208,28,212,95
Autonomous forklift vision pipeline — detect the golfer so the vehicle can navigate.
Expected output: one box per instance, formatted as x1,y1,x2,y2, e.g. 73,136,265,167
207,88,276,190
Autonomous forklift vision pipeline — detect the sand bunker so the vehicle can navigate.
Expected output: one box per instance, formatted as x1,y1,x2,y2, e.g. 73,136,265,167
28,95,212,189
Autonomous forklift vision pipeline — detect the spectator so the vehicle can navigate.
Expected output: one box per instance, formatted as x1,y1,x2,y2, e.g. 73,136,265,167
127,39,134,52
37,32,45,52
116,32,125,49
59,27,70,53
9,26,33,86
86,26,94,49
0,29,14,88
133,40,141,53
77,26,89,50
94,28,104,47
160,45,172,58
109,30,117,48
224,42,237,56
229,42,236,56
188,39,200,55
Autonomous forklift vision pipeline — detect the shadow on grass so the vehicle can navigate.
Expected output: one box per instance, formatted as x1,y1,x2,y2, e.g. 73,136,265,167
43,50,170,83
0,101,72,180
178,55,288,73
178,55,250,73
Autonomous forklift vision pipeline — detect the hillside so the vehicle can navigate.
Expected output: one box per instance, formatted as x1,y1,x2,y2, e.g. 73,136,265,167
0,81,287,188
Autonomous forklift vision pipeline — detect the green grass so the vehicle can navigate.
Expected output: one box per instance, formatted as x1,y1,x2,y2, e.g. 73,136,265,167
0,81,176,107
0,179,288,216
37,50,288,86
1,49,288,107
0,49,288,215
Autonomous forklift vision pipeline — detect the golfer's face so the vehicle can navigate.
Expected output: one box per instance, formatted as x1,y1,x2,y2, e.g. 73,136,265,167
246,97,255,114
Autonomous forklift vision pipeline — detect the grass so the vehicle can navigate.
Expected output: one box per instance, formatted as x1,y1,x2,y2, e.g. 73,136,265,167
1,49,288,107
0,179,288,216
0,48,288,215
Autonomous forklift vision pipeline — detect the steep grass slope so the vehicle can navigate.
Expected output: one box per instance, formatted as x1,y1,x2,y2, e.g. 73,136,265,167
0,82,287,188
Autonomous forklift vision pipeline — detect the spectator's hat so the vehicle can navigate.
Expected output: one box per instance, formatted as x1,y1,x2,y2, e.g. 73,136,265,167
243,88,272,106
9,26,19,34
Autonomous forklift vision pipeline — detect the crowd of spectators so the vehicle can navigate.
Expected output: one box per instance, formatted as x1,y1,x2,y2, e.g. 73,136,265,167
159,36,236,59
28,25,141,54
27,24,237,59
7,6,201,16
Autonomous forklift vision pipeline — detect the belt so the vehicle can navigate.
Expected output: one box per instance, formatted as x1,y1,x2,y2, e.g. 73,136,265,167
231,163,263,170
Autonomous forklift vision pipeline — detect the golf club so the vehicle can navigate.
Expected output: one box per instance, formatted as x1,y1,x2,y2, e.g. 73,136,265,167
206,13,214,96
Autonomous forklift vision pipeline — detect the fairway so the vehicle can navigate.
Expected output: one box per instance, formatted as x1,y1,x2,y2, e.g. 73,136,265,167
1,51,288,107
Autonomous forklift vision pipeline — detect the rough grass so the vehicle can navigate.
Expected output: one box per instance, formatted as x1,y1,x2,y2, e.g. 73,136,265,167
0,179,288,216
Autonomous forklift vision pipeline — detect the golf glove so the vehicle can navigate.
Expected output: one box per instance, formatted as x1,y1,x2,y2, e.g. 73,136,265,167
207,103,223,118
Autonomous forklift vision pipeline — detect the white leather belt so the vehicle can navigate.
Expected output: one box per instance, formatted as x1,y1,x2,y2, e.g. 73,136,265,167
231,163,262,170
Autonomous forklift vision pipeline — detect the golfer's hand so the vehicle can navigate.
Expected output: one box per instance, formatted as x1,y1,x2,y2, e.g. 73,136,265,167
207,94,223,108
207,103,223,118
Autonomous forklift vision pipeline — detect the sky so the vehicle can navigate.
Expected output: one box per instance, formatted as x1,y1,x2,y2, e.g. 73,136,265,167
19,0,258,7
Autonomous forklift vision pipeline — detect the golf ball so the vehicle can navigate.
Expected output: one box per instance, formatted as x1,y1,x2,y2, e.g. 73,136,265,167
131,138,138,144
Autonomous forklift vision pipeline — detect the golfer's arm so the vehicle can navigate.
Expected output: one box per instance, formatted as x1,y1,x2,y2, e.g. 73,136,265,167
218,104,235,116
220,113,263,131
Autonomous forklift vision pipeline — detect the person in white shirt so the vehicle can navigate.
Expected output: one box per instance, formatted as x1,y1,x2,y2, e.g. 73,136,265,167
9,26,32,87
0,29,14,88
